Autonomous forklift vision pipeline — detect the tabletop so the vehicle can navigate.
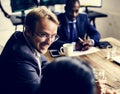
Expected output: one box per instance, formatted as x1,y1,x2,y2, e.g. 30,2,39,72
44,37,120,92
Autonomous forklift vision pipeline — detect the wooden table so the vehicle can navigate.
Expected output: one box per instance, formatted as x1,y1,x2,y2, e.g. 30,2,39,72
45,37,120,92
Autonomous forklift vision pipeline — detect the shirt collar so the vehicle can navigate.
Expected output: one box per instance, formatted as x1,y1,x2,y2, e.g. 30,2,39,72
65,15,76,24
34,49,41,58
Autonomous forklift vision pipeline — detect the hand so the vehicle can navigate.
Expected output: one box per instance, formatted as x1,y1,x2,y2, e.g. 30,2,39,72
95,79,107,94
75,39,93,51
82,39,93,51
106,89,118,94
95,80,118,94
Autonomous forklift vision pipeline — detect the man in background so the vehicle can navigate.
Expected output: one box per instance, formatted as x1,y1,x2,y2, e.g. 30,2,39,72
49,0,100,51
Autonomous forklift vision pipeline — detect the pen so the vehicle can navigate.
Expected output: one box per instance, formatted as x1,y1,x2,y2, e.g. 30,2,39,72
78,34,90,42
105,83,115,89
78,37,83,42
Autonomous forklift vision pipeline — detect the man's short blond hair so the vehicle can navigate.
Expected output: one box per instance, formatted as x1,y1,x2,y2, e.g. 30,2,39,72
25,6,59,32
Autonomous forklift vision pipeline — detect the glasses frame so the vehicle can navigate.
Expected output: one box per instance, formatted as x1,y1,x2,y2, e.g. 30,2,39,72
34,31,59,41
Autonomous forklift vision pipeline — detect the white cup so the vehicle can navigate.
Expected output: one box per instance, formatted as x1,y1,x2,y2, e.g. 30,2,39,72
60,43,74,56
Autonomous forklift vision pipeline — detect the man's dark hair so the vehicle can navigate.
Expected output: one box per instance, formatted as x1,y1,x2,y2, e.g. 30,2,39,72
39,57,95,94
65,0,80,8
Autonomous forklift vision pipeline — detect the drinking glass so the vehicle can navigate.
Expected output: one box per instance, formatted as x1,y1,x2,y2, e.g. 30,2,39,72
106,46,117,60
93,68,107,94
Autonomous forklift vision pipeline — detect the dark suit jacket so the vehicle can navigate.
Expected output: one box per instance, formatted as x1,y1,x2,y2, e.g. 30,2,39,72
0,31,49,94
49,13,100,50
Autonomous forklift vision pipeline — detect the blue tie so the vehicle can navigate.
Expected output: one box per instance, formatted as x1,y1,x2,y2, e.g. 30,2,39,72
69,22,76,42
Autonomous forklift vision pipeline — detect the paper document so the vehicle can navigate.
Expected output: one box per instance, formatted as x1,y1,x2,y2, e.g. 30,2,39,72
112,55,120,64
70,47,100,56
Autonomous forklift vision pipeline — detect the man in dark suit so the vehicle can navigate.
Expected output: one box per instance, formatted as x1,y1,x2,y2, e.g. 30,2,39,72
0,6,59,94
49,0,100,51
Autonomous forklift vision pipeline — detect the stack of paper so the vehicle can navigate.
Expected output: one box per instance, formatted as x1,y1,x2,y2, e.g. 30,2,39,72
70,47,100,56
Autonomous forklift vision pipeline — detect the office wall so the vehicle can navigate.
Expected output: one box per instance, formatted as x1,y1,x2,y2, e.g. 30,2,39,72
90,0,120,40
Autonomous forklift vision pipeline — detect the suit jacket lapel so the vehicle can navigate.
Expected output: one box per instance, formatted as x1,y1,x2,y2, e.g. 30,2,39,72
62,14,70,40
76,15,84,39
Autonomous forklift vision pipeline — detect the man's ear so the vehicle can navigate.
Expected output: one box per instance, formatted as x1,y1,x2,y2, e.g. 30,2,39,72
24,26,32,37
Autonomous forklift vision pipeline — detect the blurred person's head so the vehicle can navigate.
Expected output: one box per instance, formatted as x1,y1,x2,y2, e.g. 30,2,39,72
24,6,59,54
39,57,96,94
65,0,80,21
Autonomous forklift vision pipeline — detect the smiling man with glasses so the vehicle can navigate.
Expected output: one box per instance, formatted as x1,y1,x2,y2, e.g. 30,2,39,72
0,6,59,94
24,7,59,54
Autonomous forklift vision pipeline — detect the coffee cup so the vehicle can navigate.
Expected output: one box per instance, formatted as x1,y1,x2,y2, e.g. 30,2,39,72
60,43,74,56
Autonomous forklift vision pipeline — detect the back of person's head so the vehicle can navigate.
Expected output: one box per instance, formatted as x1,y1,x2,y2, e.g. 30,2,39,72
25,6,59,34
39,57,96,94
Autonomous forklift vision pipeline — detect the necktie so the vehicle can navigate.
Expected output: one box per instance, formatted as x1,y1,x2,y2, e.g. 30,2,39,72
69,22,76,42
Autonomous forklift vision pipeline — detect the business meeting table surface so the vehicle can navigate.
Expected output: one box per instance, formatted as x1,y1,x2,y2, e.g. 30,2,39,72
45,37,120,93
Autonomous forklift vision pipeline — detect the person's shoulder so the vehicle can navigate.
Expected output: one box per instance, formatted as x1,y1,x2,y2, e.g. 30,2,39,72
9,31,24,44
8,31,30,56
77,13,88,21
57,13,65,19
78,13,88,17
10,31,23,38
56,13,66,23
4,31,23,48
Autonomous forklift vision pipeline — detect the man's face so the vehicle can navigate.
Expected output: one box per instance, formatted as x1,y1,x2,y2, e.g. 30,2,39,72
29,19,58,54
65,1,80,21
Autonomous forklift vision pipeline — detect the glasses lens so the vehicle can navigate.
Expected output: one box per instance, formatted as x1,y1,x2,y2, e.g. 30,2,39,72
34,32,59,41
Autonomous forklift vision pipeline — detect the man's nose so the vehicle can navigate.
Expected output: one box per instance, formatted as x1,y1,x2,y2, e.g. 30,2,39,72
72,12,77,17
46,37,53,45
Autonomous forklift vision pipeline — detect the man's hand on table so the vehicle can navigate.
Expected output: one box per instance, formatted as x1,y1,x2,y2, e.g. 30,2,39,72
75,38,94,51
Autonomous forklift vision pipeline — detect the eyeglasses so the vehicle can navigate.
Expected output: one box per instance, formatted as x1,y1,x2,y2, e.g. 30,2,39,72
34,32,59,41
